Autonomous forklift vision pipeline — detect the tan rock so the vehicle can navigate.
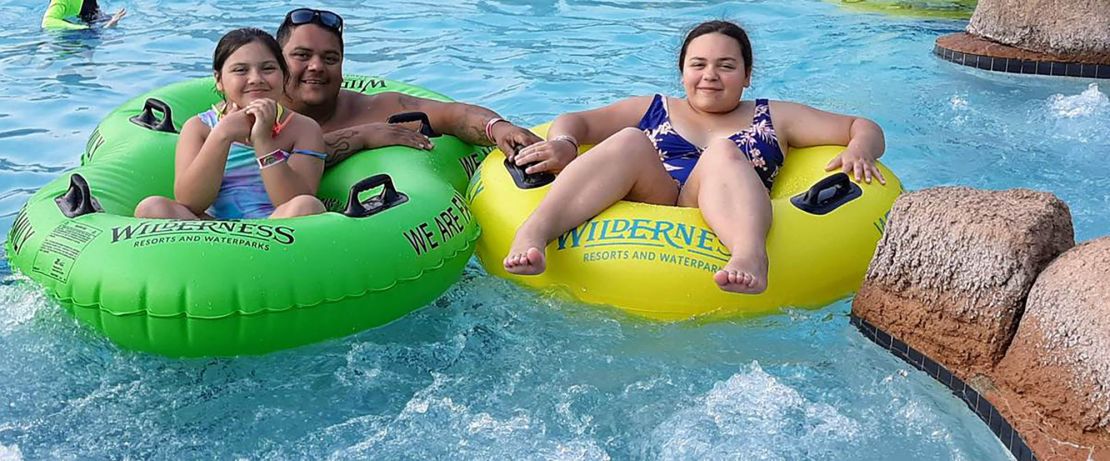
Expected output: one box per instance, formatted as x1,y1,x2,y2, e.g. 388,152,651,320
992,237,1110,457
853,187,1073,375
967,0,1110,61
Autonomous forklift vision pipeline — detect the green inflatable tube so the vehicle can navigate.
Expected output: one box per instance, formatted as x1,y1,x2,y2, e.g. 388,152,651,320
5,75,487,357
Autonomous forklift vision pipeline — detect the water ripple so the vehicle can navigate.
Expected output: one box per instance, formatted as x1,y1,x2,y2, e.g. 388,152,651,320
0,129,49,140
0,159,66,174
0,0,1098,459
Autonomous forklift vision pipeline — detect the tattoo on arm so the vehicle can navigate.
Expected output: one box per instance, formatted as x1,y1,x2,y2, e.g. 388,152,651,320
397,94,421,111
461,105,499,145
324,129,359,168
398,93,501,146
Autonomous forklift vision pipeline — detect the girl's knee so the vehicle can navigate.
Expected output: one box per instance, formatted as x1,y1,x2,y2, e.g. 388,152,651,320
604,127,658,160
612,127,652,146
281,195,325,216
703,139,749,164
134,196,174,218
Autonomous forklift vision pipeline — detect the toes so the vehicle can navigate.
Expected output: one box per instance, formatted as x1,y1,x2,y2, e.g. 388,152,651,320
740,272,753,287
714,267,766,294
526,247,543,265
713,270,730,286
504,247,546,275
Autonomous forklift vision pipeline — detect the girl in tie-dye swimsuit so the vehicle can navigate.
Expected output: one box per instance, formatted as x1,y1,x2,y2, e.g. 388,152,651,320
503,20,888,295
196,105,326,219
135,28,327,221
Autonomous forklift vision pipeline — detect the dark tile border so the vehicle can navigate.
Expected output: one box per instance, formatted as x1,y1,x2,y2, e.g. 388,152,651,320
933,44,1110,79
851,315,1038,461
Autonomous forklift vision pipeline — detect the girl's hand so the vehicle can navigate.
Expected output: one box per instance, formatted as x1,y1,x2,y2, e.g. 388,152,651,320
212,103,252,143
510,137,577,174
244,99,279,144
826,147,886,185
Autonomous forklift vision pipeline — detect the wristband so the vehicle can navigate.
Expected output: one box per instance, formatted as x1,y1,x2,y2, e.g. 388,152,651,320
484,117,508,142
257,149,289,169
549,134,579,152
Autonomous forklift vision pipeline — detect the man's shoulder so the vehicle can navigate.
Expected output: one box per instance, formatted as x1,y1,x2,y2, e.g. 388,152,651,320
339,89,401,103
335,90,419,124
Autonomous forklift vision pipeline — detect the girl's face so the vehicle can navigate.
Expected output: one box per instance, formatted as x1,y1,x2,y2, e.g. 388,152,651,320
215,41,285,108
681,33,750,114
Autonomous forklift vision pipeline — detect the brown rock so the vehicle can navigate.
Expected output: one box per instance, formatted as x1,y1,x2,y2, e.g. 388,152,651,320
992,237,1110,458
853,187,1073,375
937,32,1110,66
967,0,1110,62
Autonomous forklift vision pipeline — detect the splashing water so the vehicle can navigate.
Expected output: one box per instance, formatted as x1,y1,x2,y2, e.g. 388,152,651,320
3,0,1106,459
1048,83,1108,119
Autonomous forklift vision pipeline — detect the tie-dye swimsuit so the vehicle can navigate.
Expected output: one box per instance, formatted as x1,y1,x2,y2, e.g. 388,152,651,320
197,108,326,219
637,95,784,190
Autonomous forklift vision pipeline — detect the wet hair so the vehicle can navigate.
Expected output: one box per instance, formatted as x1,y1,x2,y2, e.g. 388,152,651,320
678,20,753,76
212,28,290,82
276,20,344,53
79,0,101,23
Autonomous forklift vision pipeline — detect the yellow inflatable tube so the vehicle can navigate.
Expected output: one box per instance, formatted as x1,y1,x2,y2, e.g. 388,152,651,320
467,123,902,320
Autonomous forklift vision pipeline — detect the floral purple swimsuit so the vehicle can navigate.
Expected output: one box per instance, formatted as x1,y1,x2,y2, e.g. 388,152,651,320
637,95,784,190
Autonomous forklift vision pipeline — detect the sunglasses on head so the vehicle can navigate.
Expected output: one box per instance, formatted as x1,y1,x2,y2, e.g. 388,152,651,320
283,8,343,34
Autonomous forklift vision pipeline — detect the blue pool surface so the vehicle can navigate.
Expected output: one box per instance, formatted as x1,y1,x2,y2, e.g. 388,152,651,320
1,0,1107,459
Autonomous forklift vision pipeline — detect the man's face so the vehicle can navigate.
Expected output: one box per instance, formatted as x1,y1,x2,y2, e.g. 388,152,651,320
282,24,343,107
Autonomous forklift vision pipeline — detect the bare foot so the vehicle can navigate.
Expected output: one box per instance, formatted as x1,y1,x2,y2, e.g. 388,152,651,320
713,250,768,294
503,246,547,275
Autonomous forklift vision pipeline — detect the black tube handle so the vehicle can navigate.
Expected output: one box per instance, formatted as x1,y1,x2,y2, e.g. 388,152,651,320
342,174,409,218
790,172,862,215
55,174,103,218
129,98,177,133
386,111,438,138
503,143,555,189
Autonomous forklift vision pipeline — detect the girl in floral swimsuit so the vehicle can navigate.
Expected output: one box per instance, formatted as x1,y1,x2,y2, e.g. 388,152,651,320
503,20,888,294
639,94,783,190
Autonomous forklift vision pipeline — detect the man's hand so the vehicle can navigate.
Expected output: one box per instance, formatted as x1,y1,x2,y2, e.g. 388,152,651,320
364,122,433,150
490,122,542,162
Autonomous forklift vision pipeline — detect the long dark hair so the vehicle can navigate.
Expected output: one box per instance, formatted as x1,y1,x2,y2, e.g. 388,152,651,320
678,20,753,75
79,0,101,23
212,28,290,82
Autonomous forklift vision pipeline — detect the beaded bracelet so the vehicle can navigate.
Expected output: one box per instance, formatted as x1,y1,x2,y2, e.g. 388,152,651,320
257,149,290,169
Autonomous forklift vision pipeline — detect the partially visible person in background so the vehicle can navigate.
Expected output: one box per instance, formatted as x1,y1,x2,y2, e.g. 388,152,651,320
42,0,125,30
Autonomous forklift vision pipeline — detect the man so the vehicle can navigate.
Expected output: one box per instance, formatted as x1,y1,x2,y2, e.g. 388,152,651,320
277,8,570,172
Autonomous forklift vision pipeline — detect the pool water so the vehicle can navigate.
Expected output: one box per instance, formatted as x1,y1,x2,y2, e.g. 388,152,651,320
1,0,1107,459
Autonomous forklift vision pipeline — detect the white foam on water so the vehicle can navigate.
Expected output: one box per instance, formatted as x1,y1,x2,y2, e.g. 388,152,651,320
1048,83,1108,119
1028,82,1110,145
329,373,609,460
0,443,22,461
950,94,969,110
0,280,52,334
947,93,971,126
649,362,863,460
